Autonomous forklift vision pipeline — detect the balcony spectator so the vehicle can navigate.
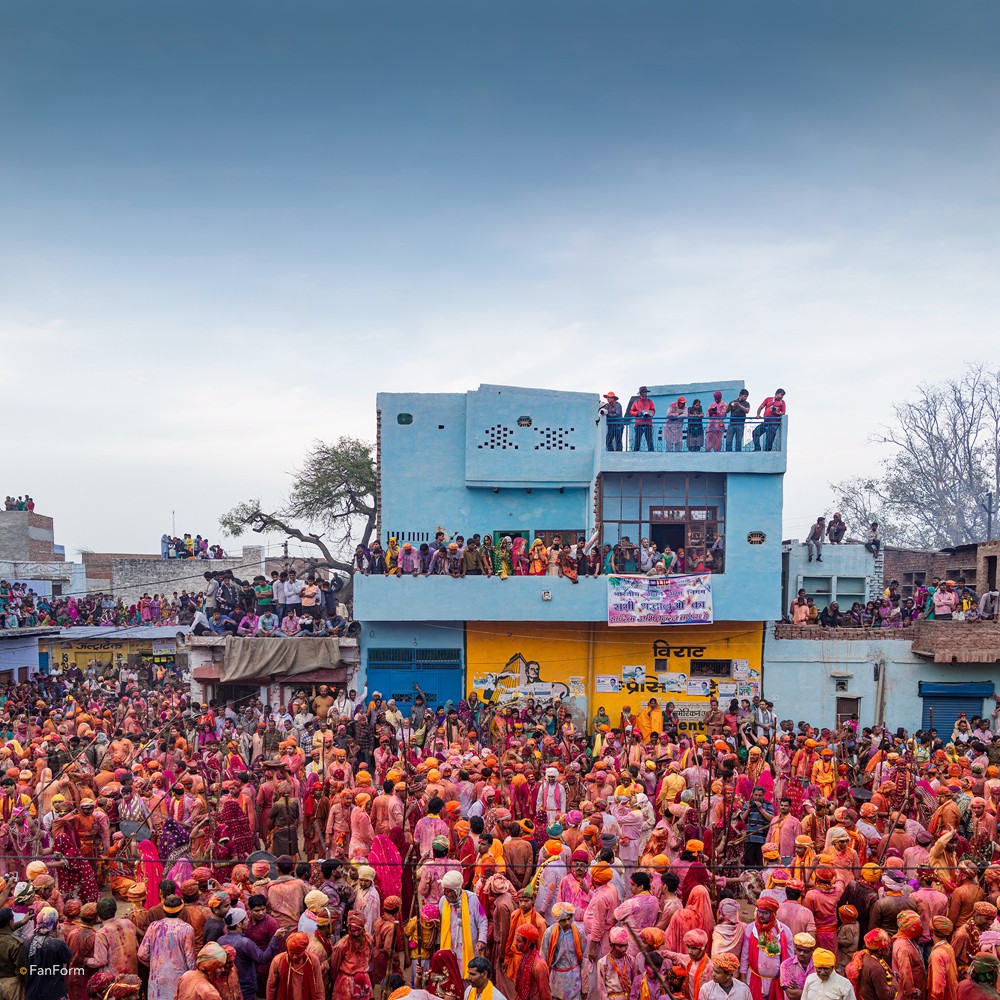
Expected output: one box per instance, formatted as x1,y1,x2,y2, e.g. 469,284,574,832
687,399,704,451
629,386,655,452
805,518,825,563
705,391,726,452
600,392,623,451
663,396,686,451
547,535,563,576
708,534,725,572
725,390,750,451
673,546,687,573
933,581,959,620
528,539,548,575
494,537,513,578
790,593,809,625
864,522,881,558
819,602,843,628
753,388,786,451
646,559,667,576
826,513,847,544
397,542,420,575
979,589,999,620
512,536,528,575
638,539,655,573
352,546,370,574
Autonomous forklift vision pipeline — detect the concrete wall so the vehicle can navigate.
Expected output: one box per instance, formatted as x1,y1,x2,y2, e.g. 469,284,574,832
763,623,998,731
782,539,881,611
0,635,42,677
0,559,88,598
110,546,266,604
0,511,62,562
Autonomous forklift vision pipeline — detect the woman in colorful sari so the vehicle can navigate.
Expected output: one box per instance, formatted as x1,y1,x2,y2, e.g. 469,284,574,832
52,812,100,902
216,786,255,860
527,539,547,576
385,537,401,576
558,545,579,584
511,536,528,576
494,537,513,579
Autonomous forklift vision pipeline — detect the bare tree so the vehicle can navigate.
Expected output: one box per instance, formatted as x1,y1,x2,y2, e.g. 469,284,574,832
219,437,376,595
831,364,1000,548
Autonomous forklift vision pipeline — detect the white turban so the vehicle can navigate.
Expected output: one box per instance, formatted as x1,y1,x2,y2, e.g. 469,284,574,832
545,767,559,779
441,871,464,891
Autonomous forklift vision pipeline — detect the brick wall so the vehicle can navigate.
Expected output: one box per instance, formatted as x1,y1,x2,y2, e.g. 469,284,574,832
883,547,980,597
773,624,910,641
0,511,60,562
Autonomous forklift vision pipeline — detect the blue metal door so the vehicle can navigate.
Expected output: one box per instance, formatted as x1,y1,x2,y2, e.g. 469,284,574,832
919,681,994,735
366,647,463,712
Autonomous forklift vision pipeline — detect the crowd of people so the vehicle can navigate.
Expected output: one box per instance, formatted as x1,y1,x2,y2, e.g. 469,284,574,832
3,495,35,511
0,672,996,1000
0,570,355,636
351,531,724,581
161,536,227,561
598,386,786,453
788,578,1000,630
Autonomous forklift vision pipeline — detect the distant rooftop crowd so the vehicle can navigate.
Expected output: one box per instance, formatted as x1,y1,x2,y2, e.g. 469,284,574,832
0,569,354,636
787,577,1000,629
802,515,882,561
3,494,35,511
160,533,226,560
188,568,354,638
599,385,786,452
352,530,724,580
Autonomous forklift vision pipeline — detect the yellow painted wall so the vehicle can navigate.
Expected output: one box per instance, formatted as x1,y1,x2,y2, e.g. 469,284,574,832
466,621,763,732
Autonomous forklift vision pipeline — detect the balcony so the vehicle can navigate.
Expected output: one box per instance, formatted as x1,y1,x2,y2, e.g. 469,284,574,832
353,570,779,623
598,417,787,474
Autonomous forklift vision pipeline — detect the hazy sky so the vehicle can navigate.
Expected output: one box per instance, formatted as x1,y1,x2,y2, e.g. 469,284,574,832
2,1,997,560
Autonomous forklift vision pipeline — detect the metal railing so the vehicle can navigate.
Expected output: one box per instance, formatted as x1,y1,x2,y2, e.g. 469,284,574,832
602,416,784,453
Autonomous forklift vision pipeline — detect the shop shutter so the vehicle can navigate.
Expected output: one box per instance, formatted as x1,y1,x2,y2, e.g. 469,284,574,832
919,681,995,735
366,647,463,711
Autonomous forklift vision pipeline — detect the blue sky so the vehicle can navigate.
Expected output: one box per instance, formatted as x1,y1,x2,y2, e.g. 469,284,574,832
2,1,997,557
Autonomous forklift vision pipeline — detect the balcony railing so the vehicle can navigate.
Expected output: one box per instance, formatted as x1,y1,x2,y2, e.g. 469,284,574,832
603,416,784,453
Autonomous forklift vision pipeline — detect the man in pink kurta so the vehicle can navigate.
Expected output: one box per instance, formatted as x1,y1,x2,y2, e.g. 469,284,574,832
612,873,660,959
584,868,620,962
87,897,139,974
767,802,803,858
137,901,197,1000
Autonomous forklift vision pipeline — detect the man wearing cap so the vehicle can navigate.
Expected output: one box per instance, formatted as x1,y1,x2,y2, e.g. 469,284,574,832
595,925,633,1000
629,387,655,452
741,897,793,1000
800,949,853,1000
600,392,623,452
700,952,752,1000
780,933,817,1000
952,901,998,980
959,953,1000,1000
927,915,959,1000
537,767,567,827
87,896,138,975
219,908,283,1000
540,903,583,1000
439,869,487,978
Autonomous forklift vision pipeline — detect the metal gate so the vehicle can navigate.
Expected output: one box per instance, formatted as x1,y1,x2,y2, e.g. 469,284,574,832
366,647,463,712
919,681,994,735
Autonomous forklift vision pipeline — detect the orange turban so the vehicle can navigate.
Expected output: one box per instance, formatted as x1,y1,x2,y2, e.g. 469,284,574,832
591,863,613,886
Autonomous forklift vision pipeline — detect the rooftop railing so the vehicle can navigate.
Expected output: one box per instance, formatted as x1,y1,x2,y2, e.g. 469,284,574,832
602,416,784,453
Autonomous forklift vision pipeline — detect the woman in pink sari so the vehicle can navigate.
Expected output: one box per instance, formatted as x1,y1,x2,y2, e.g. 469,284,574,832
511,536,528,576
137,840,164,909
664,884,715,953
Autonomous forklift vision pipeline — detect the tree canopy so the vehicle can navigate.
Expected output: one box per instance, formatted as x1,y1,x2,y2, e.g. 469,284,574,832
219,437,376,585
831,364,1000,548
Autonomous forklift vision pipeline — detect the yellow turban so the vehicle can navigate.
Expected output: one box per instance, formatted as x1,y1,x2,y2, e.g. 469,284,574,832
813,949,836,968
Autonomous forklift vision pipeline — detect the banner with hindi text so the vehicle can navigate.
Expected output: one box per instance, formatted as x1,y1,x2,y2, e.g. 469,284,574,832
607,573,713,626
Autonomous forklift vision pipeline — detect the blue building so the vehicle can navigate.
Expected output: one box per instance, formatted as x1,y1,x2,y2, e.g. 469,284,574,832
354,382,786,731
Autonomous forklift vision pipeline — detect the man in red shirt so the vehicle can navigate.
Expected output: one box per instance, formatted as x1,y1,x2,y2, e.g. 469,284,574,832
629,386,656,452
753,388,786,451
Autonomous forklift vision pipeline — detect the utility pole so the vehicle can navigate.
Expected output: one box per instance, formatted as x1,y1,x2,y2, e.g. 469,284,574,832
283,540,289,571
981,491,995,541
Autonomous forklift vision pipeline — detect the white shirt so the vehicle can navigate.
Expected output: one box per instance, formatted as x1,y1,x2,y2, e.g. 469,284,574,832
801,971,857,1000
699,981,754,1000
285,580,304,602
465,987,509,1000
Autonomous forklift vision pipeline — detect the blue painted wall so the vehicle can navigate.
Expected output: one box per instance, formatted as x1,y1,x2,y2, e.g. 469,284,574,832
762,626,998,731
0,635,40,677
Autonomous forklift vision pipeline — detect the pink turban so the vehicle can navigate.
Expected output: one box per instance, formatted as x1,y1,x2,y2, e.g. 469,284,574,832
683,929,709,949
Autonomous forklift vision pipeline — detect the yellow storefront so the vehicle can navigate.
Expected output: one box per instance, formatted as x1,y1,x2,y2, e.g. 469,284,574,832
466,621,764,733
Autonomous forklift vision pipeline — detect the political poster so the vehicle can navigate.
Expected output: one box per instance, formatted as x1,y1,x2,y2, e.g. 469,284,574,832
607,573,714,626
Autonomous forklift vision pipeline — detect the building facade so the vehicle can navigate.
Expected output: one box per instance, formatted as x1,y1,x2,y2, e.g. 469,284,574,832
354,382,786,730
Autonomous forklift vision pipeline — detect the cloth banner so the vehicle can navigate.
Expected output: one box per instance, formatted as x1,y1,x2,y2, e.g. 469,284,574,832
221,636,342,681
607,573,713,626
